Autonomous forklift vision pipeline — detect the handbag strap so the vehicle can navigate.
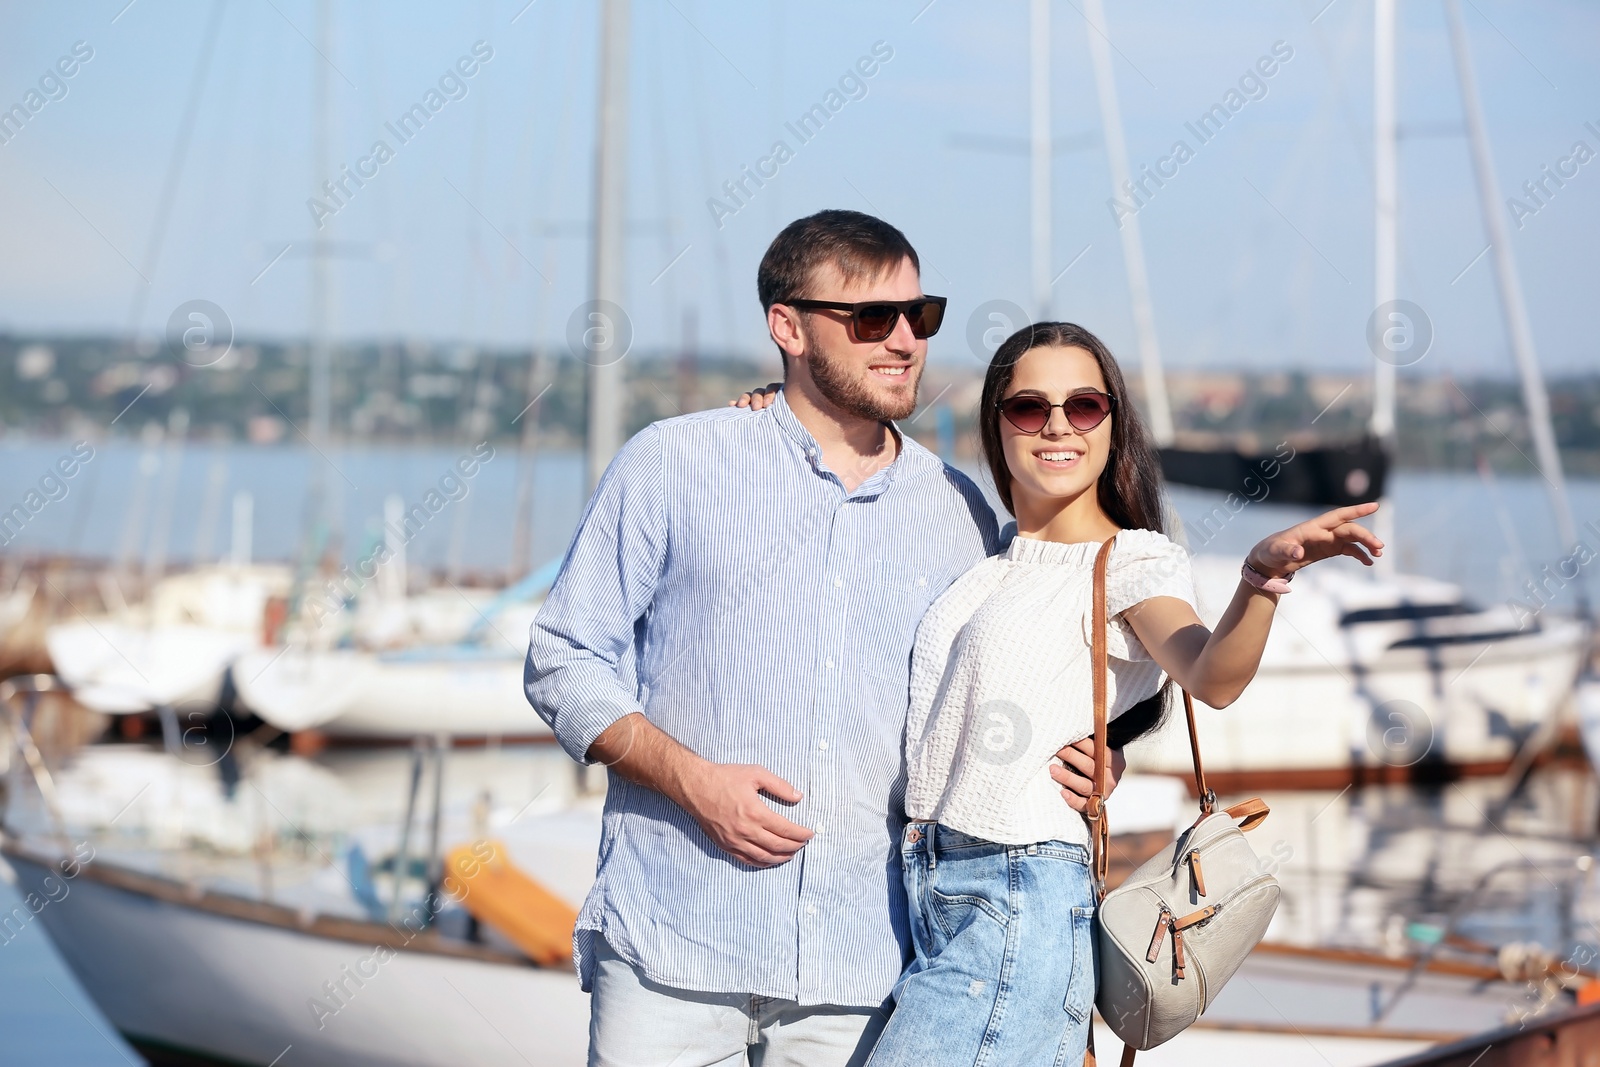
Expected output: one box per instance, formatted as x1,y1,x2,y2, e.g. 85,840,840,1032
1182,689,1215,816
1084,534,1266,1067
1085,536,1115,895
1086,534,1214,897
1084,1025,1139,1067
1087,533,1184,1067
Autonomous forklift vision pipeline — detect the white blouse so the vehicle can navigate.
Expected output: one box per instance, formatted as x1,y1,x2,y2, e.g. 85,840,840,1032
903,528,1196,846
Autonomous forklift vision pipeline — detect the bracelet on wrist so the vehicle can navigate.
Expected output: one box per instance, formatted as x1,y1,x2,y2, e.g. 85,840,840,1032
1241,560,1293,594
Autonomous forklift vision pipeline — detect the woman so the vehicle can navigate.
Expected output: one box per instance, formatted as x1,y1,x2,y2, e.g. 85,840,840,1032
745,321,1381,1064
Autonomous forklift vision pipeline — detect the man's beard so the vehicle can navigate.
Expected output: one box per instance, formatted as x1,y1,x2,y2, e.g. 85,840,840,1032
806,337,921,422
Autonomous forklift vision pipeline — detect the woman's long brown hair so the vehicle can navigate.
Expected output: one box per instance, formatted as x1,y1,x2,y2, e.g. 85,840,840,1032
978,321,1174,747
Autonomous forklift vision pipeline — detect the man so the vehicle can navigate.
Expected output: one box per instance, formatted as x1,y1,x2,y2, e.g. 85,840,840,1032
526,210,1119,1066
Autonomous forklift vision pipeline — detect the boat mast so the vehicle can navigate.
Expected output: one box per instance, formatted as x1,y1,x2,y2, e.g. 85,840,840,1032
1082,0,1174,446
586,0,630,491
1370,0,1398,570
1445,0,1584,610
307,0,334,549
1372,0,1397,445
1030,0,1051,320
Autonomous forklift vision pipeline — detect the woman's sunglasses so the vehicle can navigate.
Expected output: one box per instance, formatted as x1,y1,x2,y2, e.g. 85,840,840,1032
997,391,1117,434
784,296,948,343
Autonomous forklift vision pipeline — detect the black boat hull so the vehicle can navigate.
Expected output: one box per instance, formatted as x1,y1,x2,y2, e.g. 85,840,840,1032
1159,437,1389,508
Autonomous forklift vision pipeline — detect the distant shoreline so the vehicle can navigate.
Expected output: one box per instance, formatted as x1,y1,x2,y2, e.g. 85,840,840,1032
3,334,1598,475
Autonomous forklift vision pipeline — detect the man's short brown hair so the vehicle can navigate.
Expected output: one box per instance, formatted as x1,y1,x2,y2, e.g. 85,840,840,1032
757,210,921,310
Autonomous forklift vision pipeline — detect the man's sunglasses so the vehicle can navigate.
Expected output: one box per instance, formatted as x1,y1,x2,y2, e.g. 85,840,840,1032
783,296,948,342
997,391,1117,434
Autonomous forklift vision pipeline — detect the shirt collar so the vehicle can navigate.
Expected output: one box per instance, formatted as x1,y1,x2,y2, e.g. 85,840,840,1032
767,389,923,497
768,389,820,459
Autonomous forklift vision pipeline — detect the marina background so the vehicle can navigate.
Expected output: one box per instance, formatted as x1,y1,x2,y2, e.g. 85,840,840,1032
3,0,1599,1063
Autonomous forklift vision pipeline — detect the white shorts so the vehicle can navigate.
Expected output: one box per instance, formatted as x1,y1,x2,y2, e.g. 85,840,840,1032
587,936,887,1067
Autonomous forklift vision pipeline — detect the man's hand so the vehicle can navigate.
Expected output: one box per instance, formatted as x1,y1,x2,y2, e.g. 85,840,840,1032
1050,737,1126,813
680,762,814,868
588,713,813,868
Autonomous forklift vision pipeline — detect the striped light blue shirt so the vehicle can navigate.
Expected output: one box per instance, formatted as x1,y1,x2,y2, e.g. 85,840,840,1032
525,392,1000,1006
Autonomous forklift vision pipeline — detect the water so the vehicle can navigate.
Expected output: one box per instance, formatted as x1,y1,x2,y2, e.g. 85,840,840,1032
0,438,590,582
2,437,1597,612
0,877,140,1066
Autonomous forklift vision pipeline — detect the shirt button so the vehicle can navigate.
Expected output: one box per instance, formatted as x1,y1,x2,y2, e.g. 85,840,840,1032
825,657,835,669
818,739,829,750
806,904,818,916
834,576,843,587
816,822,826,835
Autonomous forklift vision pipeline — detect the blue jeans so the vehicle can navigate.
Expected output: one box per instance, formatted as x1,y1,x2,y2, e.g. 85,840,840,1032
867,823,1097,1067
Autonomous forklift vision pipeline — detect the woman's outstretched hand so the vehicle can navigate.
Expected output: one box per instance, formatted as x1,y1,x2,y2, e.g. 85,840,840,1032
1247,501,1384,579
730,383,783,410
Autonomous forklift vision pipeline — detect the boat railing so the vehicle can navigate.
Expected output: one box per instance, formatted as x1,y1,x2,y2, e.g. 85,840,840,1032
0,674,73,856
389,731,449,926
1375,853,1596,1023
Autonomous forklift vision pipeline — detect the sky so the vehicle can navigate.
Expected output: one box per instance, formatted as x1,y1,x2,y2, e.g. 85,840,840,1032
0,0,1596,376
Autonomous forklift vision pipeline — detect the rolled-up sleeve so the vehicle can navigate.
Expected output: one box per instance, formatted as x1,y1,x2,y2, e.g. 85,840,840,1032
525,427,668,763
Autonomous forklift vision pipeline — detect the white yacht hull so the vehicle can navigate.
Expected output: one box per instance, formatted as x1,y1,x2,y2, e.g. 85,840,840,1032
1127,557,1593,784
322,654,549,740
45,622,255,714
232,647,376,733
6,850,588,1067
229,646,549,741
1130,621,1588,781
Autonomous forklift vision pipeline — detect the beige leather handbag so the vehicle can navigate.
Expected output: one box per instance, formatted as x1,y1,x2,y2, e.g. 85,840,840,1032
1082,536,1281,1066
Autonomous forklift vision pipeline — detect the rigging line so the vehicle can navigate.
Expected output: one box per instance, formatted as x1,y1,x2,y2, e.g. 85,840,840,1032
457,122,501,585
1197,31,1348,367
185,0,247,297
1302,0,1372,174
507,0,560,277
454,0,489,350
1303,0,1439,337
768,2,783,233
507,2,570,580
681,0,742,359
459,0,496,347
1206,170,1309,372
479,22,512,351
1275,84,1344,370
124,0,230,337
646,1,684,353
357,0,400,337
1307,0,1450,313
233,4,289,328
528,0,583,342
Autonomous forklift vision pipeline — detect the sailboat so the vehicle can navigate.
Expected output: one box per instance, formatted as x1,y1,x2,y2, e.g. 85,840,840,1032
232,559,563,740
44,562,290,715
1076,0,1592,788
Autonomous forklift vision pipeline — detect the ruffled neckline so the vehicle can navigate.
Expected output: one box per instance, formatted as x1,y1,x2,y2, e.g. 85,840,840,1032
1002,527,1165,564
